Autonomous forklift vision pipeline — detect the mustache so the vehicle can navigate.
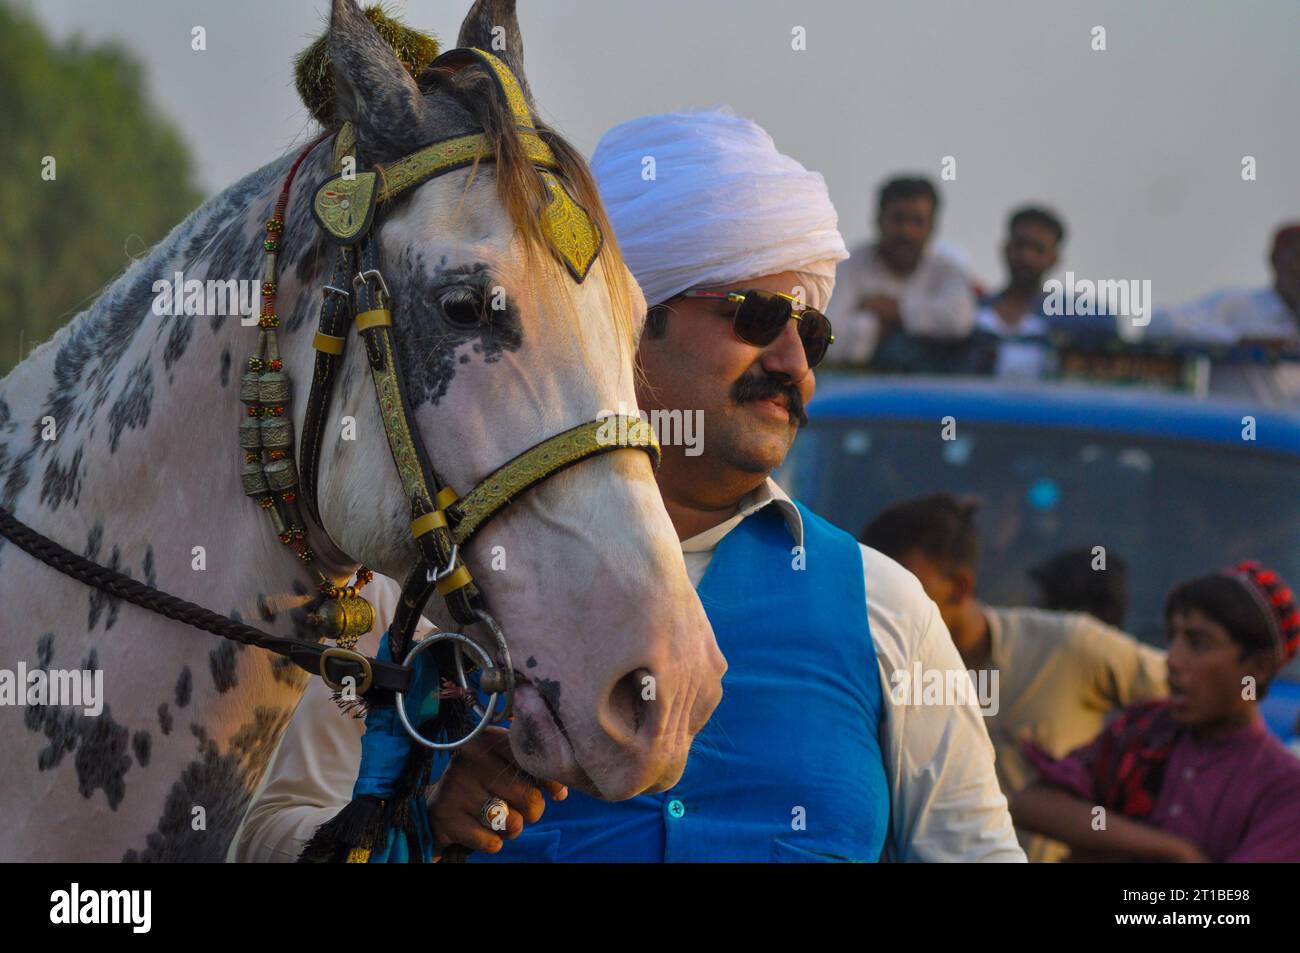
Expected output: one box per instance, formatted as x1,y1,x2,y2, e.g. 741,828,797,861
731,371,808,427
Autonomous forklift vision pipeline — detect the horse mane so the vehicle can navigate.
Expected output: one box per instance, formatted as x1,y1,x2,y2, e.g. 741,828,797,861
413,64,639,365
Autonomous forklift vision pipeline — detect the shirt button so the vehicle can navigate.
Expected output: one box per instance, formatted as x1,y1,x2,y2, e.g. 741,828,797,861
667,799,686,819
1169,803,1182,817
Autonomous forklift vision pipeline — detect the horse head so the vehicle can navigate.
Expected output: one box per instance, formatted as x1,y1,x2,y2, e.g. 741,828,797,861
308,0,725,799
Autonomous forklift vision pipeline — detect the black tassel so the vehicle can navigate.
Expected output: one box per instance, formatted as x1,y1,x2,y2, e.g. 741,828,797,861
298,794,387,863
297,695,478,863
330,690,370,718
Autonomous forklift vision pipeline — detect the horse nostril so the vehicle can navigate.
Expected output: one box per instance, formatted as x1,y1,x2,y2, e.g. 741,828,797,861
605,666,653,742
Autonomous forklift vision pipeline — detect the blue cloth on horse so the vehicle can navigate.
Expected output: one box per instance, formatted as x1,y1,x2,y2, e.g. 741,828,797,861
354,632,442,863
469,500,891,862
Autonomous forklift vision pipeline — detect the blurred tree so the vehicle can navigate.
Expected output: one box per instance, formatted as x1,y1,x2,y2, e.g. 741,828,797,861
0,1,202,375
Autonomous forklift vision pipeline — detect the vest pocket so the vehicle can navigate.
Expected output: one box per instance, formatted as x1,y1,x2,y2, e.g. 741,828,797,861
469,828,562,864
769,838,852,863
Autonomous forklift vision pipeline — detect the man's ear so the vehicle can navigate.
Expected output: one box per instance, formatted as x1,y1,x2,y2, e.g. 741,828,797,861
1241,649,1279,695
950,565,978,605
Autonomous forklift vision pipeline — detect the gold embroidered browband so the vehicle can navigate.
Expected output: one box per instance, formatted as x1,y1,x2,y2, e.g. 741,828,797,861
312,48,602,281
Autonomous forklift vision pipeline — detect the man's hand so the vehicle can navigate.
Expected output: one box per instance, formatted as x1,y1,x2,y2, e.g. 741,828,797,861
858,294,903,329
1159,836,1210,863
428,726,567,858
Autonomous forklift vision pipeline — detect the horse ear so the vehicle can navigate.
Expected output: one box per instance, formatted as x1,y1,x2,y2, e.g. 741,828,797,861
457,0,535,110
328,0,432,157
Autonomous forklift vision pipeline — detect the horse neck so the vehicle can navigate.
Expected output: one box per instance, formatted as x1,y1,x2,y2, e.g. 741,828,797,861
0,140,351,628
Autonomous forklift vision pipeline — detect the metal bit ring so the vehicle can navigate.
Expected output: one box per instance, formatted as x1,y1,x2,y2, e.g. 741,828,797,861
396,631,497,750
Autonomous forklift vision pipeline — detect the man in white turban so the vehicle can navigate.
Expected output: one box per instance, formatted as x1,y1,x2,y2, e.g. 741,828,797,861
236,108,1023,863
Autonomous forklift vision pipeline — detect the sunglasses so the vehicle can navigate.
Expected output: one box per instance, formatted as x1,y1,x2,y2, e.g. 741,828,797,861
678,289,835,367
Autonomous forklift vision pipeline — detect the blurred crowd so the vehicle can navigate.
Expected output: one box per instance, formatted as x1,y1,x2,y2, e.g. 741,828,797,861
825,175,1300,408
859,492,1300,862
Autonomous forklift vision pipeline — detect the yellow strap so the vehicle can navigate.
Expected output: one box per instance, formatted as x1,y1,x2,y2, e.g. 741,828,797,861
434,564,474,597
435,486,460,510
356,309,393,332
313,331,346,355
410,510,448,539
451,416,659,546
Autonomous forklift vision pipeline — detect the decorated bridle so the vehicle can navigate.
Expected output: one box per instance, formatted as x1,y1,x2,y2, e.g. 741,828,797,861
0,47,657,751
244,45,660,746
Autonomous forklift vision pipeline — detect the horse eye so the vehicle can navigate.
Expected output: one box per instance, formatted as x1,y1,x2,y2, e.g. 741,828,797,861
439,287,483,328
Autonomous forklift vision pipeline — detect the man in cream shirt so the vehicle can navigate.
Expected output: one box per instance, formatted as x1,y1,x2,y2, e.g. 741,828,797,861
235,109,1023,863
864,494,1167,862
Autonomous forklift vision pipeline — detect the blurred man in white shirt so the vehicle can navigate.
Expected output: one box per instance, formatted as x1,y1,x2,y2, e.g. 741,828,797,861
827,176,976,366
1147,223,1300,405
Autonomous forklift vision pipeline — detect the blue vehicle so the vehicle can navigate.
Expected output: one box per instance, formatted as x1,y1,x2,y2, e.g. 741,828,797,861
777,375,1300,743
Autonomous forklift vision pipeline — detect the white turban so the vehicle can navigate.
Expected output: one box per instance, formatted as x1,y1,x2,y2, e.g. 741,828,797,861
590,107,849,312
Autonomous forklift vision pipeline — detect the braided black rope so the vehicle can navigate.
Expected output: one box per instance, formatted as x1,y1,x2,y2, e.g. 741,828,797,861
0,506,292,654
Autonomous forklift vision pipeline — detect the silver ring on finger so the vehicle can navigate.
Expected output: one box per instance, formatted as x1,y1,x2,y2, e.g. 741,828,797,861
479,797,509,831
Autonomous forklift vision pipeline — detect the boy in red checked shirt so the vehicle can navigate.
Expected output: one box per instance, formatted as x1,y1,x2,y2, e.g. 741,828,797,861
1012,561,1300,862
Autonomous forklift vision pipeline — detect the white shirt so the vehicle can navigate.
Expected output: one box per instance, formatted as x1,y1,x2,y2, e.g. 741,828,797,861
1146,287,1300,405
1147,286,1298,345
233,479,1024,863
974,303,1050,381
825,241,978,364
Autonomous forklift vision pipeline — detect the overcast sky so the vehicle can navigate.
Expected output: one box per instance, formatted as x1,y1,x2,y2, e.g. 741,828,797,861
29,0,1300,307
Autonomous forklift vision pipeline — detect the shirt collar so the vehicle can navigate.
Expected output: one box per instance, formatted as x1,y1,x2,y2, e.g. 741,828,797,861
679,477,804,554
980,603,1004,668
1186,711,1269,752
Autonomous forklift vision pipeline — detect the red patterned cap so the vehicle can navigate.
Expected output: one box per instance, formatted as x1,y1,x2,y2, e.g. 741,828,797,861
1223,560,1300,664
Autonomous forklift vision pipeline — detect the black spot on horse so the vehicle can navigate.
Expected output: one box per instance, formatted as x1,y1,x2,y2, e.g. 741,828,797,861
88,544,127,631
162,315,194,372
526,656,538,669
175,666,193,708
39,445,84,511
0,443,37,565
72,707,133,809
219,348,232,387
389,257,523,409
143,545,157,588
284,291,317,337
269,654,307,689
2,442,35,509
289,579,326,640
122,707,294,862
107,359,154,454
537,679,562,712
24,635,134,809
66,263,157,417
184,205,228,264
209,642,238,694
158,703,173,736
516,714,541,757
133,731,152,767
82,524,103,565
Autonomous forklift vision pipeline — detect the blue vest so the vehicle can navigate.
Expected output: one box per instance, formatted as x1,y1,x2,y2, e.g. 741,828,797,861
472,500,890,862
